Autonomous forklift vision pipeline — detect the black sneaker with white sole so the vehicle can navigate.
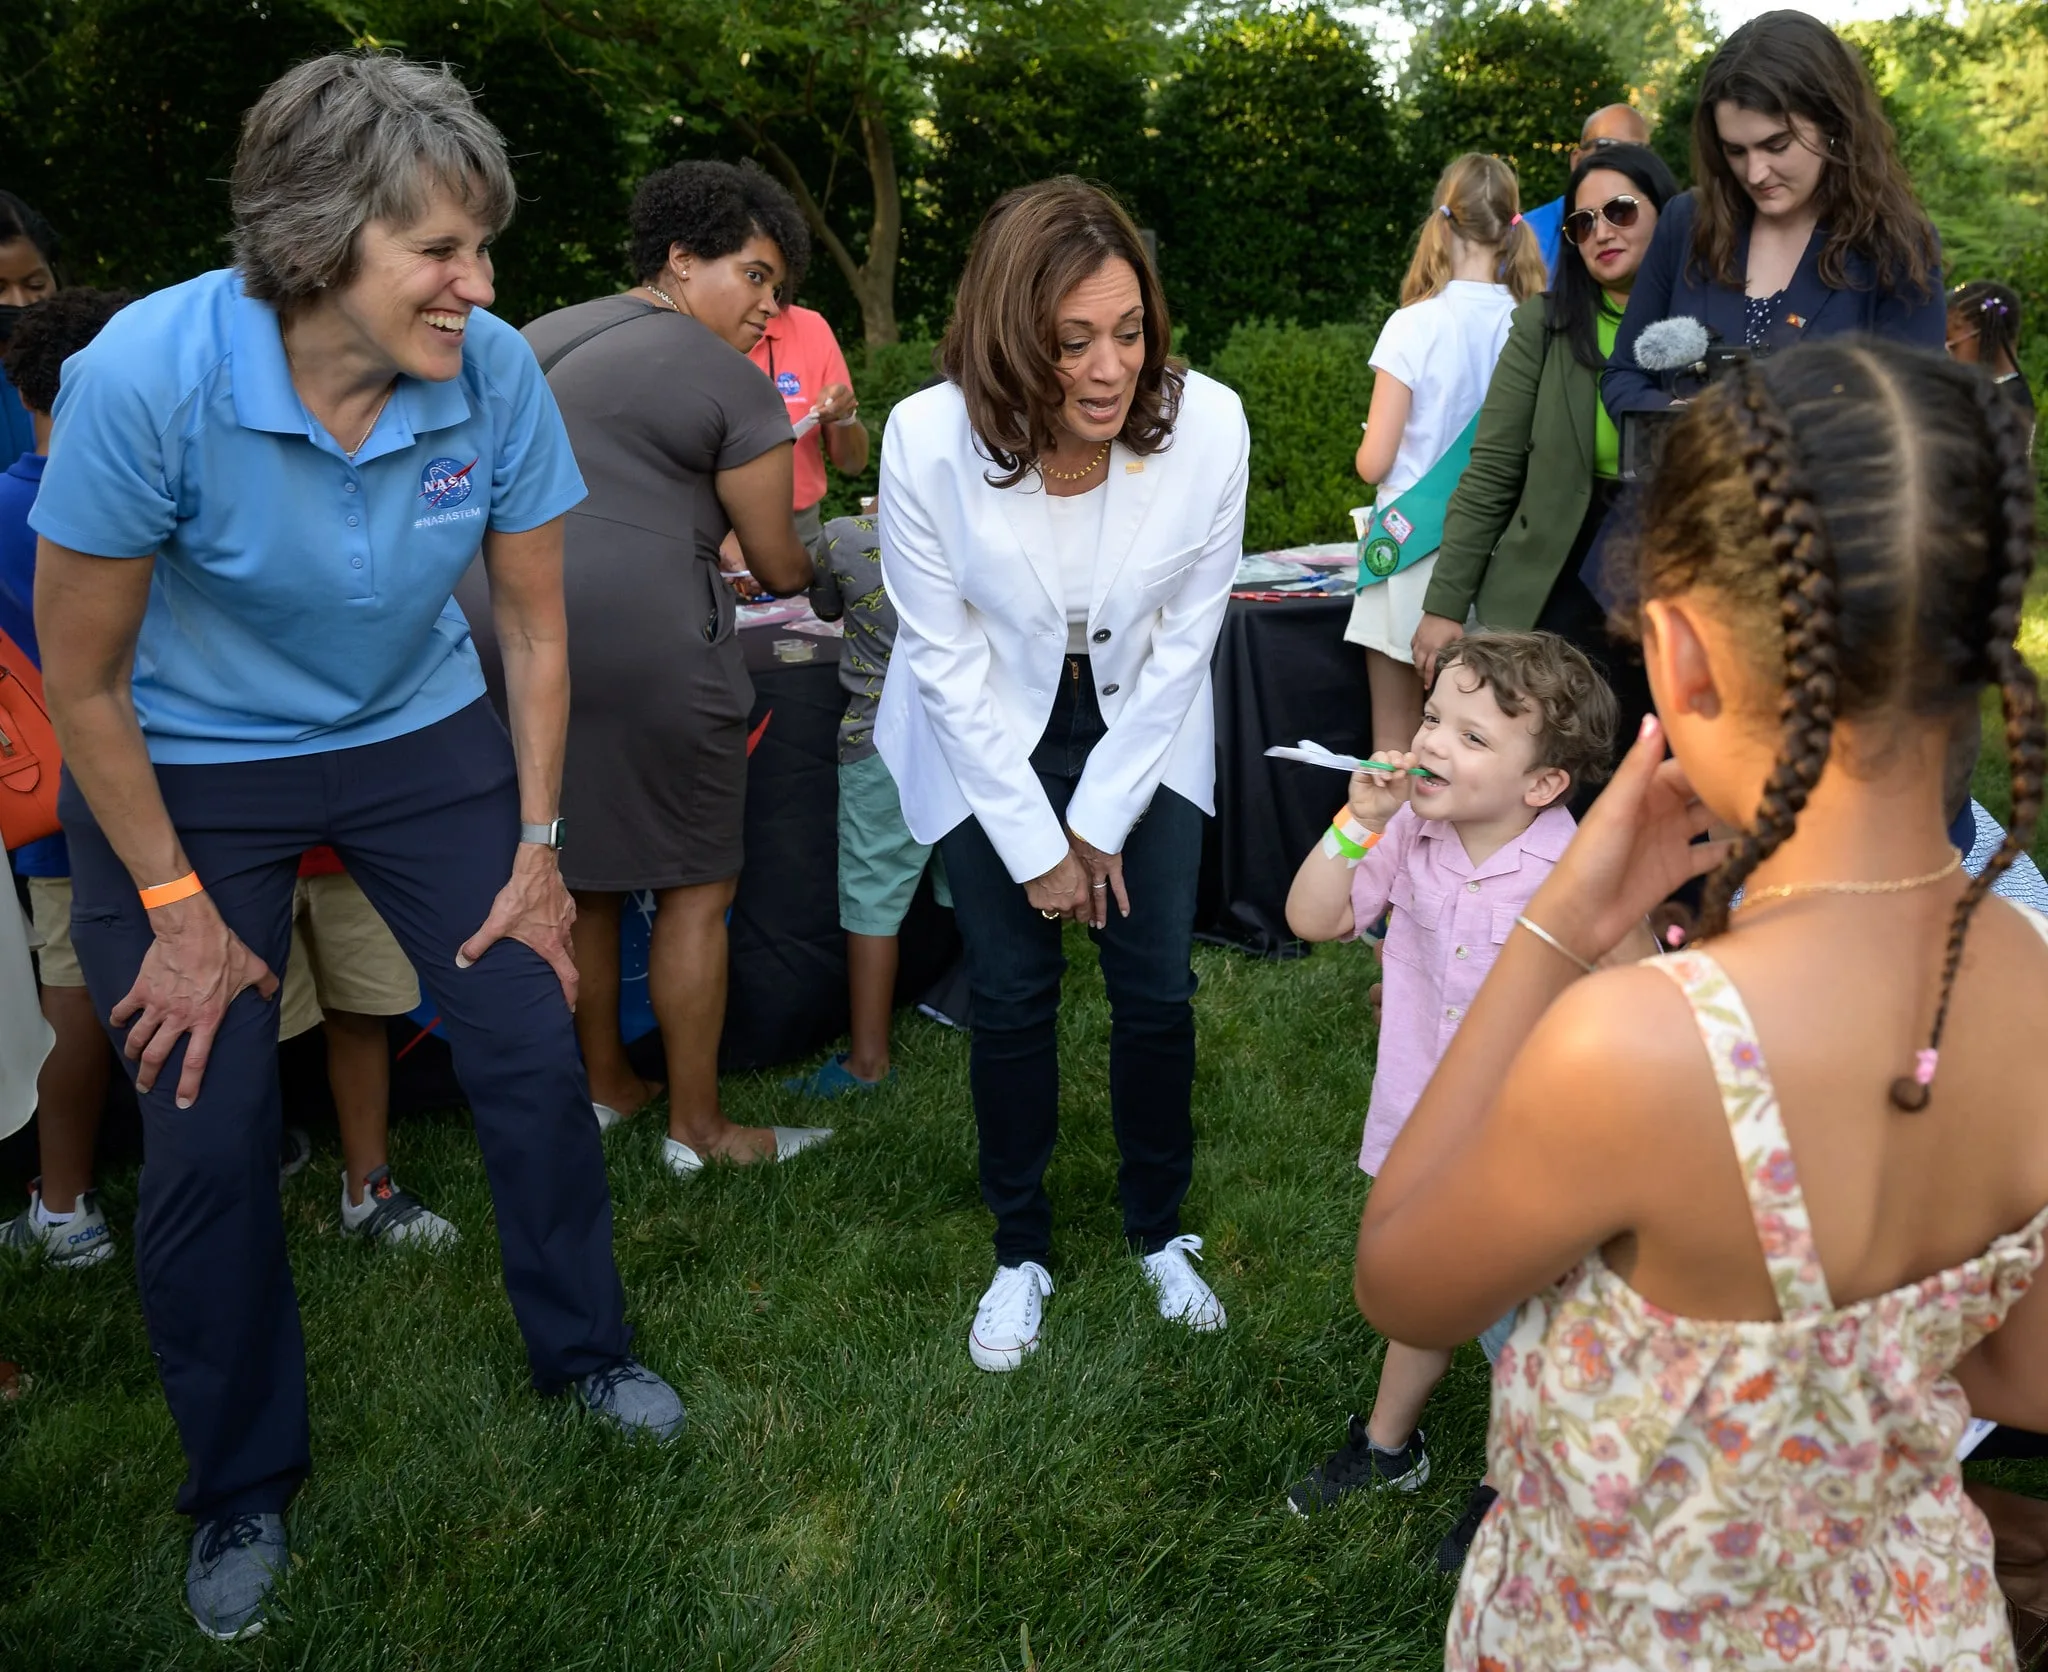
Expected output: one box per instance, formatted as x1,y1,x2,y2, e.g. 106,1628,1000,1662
1286,1416,1430,1516
1436,1481,1499,1572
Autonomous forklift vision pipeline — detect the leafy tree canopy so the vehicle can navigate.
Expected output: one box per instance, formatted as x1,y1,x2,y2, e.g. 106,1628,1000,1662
1404,8,1626,208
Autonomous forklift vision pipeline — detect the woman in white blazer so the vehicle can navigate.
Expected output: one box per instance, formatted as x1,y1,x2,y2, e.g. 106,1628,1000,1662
877,178,1250,1374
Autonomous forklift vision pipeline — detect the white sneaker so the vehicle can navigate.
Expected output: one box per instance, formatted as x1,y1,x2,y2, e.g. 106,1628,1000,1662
661,1126,832,1179
1142,1235,1226,1332
592,1102,627,1133
339,1167,458,1249
0,1182,115,1269
968,1261,1053,1372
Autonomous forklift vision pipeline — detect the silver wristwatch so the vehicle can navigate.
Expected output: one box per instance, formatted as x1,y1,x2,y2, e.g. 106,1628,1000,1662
519,818,566,850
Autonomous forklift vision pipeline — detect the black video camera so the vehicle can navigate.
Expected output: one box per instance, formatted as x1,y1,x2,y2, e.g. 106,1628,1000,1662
1618,335,1762,486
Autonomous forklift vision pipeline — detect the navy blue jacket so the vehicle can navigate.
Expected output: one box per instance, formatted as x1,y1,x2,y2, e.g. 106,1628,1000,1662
1602,190,1944,415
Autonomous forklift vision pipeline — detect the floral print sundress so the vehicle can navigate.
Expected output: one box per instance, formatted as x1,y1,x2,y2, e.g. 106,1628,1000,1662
1448,945,2048,1671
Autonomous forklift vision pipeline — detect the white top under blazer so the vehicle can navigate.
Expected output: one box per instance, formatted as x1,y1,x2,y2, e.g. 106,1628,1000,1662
876,369,1251,883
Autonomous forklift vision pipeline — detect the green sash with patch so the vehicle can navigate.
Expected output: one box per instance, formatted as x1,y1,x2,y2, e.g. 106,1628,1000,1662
1356,411,1480,588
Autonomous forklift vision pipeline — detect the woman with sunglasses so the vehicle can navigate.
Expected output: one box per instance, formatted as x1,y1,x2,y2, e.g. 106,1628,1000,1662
1603,11,1942,419
1412,143,1680,747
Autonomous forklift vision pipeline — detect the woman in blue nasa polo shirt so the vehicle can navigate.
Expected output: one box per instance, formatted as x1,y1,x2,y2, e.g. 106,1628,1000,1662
31,54,682,1641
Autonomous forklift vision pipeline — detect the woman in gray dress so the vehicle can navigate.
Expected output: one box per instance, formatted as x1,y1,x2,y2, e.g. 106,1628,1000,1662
524,160,821,1176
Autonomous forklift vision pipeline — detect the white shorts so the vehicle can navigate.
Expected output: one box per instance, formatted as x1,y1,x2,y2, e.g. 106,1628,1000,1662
1342,550,1442,662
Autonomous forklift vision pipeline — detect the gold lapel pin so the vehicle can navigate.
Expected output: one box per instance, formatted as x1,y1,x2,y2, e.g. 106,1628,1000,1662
1786,314,1807,329
1124,460,1144,474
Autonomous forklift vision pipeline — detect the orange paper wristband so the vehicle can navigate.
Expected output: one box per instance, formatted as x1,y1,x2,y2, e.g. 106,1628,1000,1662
138,871,205,910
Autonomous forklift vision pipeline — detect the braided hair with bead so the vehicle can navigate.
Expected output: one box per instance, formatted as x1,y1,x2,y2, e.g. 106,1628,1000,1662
1691,373,1841,940
1905,375,2048,1108
1632,338,2045,1113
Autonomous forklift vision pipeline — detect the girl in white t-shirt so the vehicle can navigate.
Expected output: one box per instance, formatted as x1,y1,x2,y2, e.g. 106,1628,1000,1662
1347,154,1547,752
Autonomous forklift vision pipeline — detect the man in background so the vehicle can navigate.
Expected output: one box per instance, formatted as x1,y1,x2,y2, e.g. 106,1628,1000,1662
1523,104,1653,277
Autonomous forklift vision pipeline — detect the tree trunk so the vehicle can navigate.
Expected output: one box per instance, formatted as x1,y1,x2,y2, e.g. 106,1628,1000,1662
748,90,902,344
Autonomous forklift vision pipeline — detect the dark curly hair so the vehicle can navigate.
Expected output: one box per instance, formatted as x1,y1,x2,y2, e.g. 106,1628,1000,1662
628,160,810,294
1434,631,1620,796
1634,338,2042,1111
1,289,132,415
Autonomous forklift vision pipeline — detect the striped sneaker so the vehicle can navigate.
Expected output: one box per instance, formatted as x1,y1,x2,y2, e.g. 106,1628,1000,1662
339,1167,458,1249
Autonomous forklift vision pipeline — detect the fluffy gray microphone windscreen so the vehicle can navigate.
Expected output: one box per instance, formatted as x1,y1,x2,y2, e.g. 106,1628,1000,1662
1634,315,1711,373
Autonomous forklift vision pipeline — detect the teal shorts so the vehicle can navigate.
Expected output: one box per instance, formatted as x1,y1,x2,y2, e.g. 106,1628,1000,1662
838,752,948,935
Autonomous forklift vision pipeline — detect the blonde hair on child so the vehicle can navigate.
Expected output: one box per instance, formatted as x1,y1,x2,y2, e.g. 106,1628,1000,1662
1398,153,1548,307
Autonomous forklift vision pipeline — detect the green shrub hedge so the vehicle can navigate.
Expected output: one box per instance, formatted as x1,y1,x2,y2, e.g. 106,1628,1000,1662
1203,316,1386,551
820,319,1390,551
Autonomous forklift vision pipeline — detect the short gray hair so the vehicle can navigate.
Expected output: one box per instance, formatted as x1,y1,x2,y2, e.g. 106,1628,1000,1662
231,53,517,307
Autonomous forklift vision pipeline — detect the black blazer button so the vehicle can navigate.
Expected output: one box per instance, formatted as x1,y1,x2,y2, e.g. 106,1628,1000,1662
1101,682,1119,696
1092,627,1111,643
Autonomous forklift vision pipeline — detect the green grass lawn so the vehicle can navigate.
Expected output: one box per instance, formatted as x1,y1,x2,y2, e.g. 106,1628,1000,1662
1,928,1506,1671
11,580,2048,1668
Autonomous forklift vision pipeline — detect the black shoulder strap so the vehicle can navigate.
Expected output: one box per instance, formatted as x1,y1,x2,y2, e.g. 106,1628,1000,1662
537,307,651,376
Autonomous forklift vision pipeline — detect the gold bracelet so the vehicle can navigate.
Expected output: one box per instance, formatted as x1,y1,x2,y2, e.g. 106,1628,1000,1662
1514,913,1597,976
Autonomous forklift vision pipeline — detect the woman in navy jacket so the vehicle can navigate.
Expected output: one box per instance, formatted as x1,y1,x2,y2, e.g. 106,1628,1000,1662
1605,10,1942,416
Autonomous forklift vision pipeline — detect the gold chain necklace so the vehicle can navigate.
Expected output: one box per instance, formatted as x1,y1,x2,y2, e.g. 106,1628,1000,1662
644,284,682,313
1041,440,1111,483
1734,848,1962,910
282,339,392,459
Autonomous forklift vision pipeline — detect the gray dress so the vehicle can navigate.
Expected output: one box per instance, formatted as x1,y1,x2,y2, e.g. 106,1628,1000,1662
523,298,793,891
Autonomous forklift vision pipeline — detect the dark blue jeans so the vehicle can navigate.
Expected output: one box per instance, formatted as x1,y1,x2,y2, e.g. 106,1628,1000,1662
938,657,1204,1267
60,699,631,1522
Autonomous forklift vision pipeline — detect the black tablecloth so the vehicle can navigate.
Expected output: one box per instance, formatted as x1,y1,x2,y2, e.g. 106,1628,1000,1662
717,629,959,1071
1195,597,1372,958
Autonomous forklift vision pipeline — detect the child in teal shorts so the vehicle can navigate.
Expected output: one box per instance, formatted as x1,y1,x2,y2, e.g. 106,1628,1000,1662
786,515,948,1097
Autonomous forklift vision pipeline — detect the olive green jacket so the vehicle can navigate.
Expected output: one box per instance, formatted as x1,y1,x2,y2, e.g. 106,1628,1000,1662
1422,295,1598,631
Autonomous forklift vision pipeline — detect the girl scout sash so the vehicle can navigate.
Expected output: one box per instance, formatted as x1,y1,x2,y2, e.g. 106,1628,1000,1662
1356,411,1480,587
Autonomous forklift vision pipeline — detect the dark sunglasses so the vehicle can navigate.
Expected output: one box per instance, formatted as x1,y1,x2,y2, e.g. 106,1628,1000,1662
1563,195,1644,244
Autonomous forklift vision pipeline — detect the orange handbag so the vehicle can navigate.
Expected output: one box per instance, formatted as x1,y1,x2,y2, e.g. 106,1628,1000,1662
0,628,60,850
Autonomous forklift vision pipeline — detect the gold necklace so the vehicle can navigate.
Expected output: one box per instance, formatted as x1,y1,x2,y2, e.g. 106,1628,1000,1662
644,284,682,313
1041,440,1111,483
1735,848,1963,909
344,386,393,459
281,336,393,459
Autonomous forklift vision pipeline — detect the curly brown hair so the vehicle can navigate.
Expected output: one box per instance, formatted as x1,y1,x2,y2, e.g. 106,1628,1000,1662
1435,631,1620,795
1688,12,1939,301
939,177,1183,490
1632,338,2042,1110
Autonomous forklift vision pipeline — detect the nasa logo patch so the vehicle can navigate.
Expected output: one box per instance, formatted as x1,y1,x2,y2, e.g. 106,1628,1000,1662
418,456,477,509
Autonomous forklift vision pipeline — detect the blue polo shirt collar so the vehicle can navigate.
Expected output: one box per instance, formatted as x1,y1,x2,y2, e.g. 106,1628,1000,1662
229,285,472,463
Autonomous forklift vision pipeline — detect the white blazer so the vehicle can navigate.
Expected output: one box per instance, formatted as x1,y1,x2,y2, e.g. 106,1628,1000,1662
876,370,1251,883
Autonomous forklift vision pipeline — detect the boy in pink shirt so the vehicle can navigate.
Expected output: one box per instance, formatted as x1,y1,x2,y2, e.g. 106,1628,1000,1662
1282,631,1618,1522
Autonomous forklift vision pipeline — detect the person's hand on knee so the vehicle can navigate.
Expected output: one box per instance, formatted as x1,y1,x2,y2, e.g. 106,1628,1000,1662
458,843,580,1008
112,892,280,1109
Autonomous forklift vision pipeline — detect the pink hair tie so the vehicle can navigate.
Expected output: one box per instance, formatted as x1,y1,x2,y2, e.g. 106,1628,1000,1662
1511,213,1524,227
1914,1048,1939,1086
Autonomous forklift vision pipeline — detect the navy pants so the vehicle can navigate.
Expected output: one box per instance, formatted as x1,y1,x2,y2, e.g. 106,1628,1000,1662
60,699,631,1522
938,657,1204,1267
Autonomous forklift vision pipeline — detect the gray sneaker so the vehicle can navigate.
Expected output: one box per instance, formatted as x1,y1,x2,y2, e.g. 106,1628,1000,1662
576,1357,686,1442
339,1167,458,1249
186,1512,287,1641
0,1182,115,1269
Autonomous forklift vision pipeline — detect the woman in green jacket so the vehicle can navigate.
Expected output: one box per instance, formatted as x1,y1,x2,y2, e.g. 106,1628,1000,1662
1410,143,1678,703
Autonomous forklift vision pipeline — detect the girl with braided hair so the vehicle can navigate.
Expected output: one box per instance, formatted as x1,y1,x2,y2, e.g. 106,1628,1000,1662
1354,336,2048,1669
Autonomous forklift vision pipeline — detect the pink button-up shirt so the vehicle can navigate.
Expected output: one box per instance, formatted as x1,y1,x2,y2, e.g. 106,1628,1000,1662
1349,800,1576,1174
